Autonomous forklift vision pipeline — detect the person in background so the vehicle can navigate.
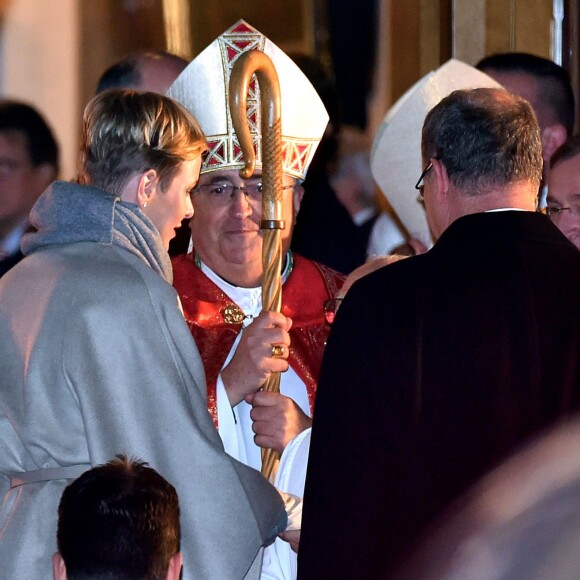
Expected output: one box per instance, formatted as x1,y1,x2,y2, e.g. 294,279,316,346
289,54,400,274
0,89,285,579
330,149,406,260
96,49,188,95
53,455,182,580
0,100,59,277
547,135,580,250
299,87,580,579
477,52,575,205
323,254,404,325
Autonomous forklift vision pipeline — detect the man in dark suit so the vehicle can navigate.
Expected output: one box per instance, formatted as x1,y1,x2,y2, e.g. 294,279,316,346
0,101,59,277
298,87,580,579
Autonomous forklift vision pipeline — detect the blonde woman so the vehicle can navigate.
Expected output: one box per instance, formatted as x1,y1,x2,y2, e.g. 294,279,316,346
0,90,285,580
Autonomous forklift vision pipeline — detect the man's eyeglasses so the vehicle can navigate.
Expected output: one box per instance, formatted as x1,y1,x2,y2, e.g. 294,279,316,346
547,203,580,219
193,181,295,205
414,161,433,203
323,297,344,325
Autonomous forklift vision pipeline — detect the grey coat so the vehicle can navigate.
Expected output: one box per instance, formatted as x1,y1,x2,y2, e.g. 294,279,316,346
0,181,284,579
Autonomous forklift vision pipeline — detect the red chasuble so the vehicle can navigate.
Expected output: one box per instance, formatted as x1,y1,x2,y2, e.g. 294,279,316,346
172,253,344,426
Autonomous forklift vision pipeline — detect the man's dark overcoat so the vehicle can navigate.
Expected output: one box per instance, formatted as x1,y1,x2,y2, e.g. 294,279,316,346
298,210,580,579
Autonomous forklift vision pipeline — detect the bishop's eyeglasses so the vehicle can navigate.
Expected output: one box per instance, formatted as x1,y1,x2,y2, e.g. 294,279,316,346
193,181,296,206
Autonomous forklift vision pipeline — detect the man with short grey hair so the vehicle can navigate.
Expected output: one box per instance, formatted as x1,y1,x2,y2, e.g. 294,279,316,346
299,87,580,579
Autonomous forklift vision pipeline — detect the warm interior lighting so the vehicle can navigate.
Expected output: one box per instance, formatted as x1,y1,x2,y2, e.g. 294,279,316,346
162,0,192,59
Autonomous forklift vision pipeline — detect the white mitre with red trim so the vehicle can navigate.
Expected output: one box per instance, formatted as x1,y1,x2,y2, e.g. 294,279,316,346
167,20,329,180
370,59,501,247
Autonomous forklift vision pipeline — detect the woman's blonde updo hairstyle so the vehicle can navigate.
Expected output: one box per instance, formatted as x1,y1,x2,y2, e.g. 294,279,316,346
78,89,206,195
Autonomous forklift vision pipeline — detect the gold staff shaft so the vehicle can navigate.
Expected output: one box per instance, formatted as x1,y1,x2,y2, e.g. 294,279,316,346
229,50,283,482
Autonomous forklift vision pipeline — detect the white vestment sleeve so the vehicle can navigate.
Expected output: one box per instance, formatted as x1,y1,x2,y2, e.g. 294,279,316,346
216,374,243,459
261,428,312,580
275,428,311,498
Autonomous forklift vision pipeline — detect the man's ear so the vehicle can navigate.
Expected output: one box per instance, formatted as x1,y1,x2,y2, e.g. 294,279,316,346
137,169,159,209
542,124,567,162
431,158,450,203
166,552,183,580
52,552,67,580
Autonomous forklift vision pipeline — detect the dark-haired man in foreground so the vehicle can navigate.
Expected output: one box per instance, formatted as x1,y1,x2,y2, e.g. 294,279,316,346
53,455,182,580
299,87,580,579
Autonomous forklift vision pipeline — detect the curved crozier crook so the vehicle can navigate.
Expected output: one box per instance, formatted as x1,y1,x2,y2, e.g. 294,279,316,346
228,50,281,180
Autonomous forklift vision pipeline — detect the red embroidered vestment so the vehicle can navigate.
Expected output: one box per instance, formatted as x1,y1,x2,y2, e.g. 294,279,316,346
172,253,344,426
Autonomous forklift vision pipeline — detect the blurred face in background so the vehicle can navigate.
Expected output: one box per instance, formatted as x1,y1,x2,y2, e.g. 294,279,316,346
0,131,54,237
547,154,580,249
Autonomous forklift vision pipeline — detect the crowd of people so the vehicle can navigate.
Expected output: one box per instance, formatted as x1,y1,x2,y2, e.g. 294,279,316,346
0,18,579,580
